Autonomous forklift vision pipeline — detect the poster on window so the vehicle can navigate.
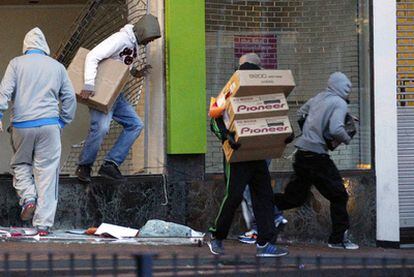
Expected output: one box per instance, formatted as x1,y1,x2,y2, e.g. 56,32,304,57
234,34,277,69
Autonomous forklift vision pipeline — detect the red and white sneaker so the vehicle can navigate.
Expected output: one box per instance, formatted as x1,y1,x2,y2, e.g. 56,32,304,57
36,226,50,236
20,199,36,221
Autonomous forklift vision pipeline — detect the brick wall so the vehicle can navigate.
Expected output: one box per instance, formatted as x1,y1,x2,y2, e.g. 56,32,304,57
205,0,370,173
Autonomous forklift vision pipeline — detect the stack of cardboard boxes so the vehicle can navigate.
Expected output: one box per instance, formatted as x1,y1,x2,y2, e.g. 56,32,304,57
216,70,296,162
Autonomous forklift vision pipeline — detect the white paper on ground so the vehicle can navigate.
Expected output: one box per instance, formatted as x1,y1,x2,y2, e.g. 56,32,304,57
95,223,139,239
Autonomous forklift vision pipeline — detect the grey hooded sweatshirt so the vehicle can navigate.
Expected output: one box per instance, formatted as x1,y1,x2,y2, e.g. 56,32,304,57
0,27,76,128
295,72,352,154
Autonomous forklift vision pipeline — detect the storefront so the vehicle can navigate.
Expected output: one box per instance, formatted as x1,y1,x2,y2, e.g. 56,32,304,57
0,0,166,176
0,0,405,247
166,0,400,246
199,0,376,244
0,1,86,174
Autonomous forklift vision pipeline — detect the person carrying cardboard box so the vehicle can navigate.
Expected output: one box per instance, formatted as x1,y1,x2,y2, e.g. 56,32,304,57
273,72,359,250
206,55,293,257
0,27,77,236
75,14,161,182
229,53,290,245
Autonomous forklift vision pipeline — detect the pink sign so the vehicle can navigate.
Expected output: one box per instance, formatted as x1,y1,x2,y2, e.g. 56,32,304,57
234,34,277,69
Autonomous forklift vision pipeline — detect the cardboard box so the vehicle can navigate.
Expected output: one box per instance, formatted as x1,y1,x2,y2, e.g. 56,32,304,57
222,116,292,163
223,93,289,128
219,70,295,100
67,47,130,114
223,141,286,163
229,116,292,147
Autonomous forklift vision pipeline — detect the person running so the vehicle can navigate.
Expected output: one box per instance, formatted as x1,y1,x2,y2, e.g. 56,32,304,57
273,72,359,250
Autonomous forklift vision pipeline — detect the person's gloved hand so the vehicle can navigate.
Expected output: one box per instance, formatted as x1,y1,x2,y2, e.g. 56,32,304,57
130,64,152,78
227,131,241,150
297,115,307,131
284,132,295,144
344,114,357,139
349,129,356,139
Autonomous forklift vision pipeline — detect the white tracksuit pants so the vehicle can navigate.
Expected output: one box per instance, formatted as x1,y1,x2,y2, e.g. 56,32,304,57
10,125,61,227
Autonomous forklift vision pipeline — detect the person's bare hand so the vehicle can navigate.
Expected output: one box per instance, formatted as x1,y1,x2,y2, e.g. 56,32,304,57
80,90,95,100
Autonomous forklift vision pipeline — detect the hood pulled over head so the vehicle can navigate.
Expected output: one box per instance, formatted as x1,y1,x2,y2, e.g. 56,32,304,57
327,72,352,101
134,14,161,45
23,27,50,55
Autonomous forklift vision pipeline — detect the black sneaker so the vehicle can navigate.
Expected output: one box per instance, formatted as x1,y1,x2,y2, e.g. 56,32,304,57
98,161,126,181
76,165,92,183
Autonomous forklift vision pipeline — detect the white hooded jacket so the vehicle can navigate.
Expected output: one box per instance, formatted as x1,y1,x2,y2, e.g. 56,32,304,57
83,24,139,91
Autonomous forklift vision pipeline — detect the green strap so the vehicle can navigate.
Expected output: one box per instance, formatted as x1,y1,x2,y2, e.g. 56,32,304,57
210,118,224,141
209,161,231,233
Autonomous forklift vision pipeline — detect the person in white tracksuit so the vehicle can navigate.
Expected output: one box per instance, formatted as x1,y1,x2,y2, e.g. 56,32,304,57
75,14,161,182
0,27,77,236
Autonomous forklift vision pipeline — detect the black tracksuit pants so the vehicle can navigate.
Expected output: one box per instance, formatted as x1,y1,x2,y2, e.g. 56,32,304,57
274,150,349,243
209,159,277,245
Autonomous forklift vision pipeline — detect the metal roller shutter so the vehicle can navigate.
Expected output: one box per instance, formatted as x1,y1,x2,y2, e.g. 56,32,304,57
397,1,414,228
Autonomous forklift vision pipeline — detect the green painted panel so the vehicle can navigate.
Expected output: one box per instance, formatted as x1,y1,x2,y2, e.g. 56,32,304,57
165,0,206,154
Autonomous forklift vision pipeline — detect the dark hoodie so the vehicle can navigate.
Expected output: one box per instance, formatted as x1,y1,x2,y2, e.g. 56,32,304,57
295,72,352,154
134,14,161,45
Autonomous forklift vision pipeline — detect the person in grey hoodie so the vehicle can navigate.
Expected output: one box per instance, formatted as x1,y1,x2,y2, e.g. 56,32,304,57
0,27,77,236
273,72,359,250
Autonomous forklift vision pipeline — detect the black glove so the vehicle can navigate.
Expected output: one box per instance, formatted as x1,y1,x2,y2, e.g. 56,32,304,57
227,131,241,150
130,65,152,78
130,67,139,77
344,114,357,139
284,132,295,144
297,115,307,131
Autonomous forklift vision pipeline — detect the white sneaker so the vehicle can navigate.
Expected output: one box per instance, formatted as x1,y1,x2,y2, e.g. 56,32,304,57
328,230,359,250
274,214,288,228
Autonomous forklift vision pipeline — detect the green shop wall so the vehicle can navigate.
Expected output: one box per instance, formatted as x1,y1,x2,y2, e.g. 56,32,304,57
165,0,207,154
